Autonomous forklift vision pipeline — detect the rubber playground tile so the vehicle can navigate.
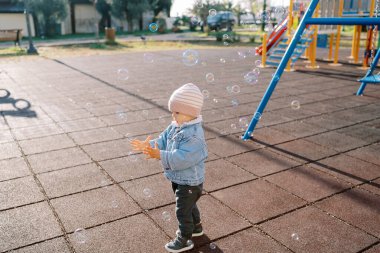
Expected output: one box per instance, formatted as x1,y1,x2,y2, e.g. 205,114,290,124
358,178,380,196
272,120,329,139
206,118,245,136
121,173,174,210
96,111,145,126
274,139,339,163
19,134,76,155
0,202,62,252
81,138,133,161
255,111,293,127
10,237,71,253
68,127,123,145
306,114,356,130
51,185,141,233
12,123,64,140
212,179,306,224
37,163,111,198
363,243,380,253
0,129,15,143
110,119,163,137
304,131,368,152
266,165,351,202
203,159,256,192
251,126,297,145
194,227,291,253
0,142,21,160
147,195,251,241
99,154,162,182
274,106,321,121
140,107,171,120
0,157,30,181
68,214,168,253
85,104,128,117
226,149,300,177
337,124,380,143
299,100,342,114
313,154,380,185
316,188,380,237
0,176,44,210
260,206,377,253
206,136,262,158
5,116,53,129
27,147,92,174
57,117,107,133
48,108,94,122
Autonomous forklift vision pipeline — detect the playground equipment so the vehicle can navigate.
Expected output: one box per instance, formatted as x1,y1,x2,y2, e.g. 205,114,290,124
256,17,288,56
242,0,380,140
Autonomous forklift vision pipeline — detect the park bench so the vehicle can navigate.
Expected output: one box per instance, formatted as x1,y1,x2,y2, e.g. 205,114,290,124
0,29,23,46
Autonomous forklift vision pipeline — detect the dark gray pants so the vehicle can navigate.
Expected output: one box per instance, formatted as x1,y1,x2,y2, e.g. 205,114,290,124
172,182,203,239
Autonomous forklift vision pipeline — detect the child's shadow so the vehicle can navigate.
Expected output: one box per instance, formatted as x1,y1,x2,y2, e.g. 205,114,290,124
190,234,224,253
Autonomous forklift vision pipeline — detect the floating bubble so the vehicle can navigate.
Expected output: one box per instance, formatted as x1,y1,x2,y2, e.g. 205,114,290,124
239,117,248,128
273,75,280,82
206,73,215,83
209,242,217,250
142,110,149,117
291,233,300,241
188,190,192,194
222,34,230,41
117,68,129,81
111,200,118,208
226,85,233,93
259,10,271,22
254,112,262,120
231,85,240,93
237,51,246,59
143,188,152,198
149,22,158,32
213,98,219,103
196,1,203,8
85,102,92,108
275,7,287,19
143,53,154,63
182,49,199,66
220,58,226,64
223,41,229,46
231,98,239,107
291,100,301,110
159,116,166,124
244,71,258,85
231,123,237,129
128,151,138,162
255,60,262,67
190,16,199,25
253,67,260,75
162,211,171,221
209,9,217,16
74,228,87,244
202,89,210,98
201,61,207,66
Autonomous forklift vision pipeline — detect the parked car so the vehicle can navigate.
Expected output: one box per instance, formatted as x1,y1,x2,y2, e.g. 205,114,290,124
207,11,235,31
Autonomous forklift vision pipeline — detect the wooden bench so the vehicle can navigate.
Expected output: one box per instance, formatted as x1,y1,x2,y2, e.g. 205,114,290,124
0,29,23,46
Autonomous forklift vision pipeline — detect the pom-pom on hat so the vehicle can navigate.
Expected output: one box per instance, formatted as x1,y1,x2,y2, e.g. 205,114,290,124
168,83,204,118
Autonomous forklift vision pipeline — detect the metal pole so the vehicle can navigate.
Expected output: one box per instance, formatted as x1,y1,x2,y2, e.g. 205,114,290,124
261,0,267,32
242,0,320,140
24,0,37,54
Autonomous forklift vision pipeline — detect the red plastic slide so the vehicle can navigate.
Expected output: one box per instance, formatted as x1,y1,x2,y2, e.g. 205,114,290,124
256,17,288,56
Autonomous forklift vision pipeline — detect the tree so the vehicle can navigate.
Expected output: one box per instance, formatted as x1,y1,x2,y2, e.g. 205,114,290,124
94,0,112,32
16,0,69,37
150,0,172,17
111,0,150,32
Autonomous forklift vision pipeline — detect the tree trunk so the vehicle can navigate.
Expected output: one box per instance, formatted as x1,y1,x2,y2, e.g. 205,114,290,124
127,15,134,32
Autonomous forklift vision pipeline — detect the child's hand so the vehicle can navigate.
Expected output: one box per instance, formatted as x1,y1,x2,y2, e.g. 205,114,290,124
130,136,152,151
143,142,161,160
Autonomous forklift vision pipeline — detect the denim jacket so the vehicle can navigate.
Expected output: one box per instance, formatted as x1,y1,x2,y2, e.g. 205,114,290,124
150,116,208,186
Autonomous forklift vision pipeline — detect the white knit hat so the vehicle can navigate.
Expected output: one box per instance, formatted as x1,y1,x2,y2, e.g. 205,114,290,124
168,83,203,117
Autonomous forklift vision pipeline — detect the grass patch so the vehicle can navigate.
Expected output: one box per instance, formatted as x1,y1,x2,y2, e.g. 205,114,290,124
0,47,27,57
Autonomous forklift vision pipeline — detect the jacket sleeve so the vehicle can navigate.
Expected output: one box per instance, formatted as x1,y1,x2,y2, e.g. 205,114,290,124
149,126,170,150
160,137,207,171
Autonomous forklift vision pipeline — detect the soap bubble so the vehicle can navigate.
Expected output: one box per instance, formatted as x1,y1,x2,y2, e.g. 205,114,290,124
291,100,301,110
149,23,158,32
143,188,152,198
117,68,129,81
196,1,203,8
223,41,229,46
74,228,87,244
143,53,154,63
190,16,199,26
244,71,258,85
209,242,217,250
253,67,260,75
202,89,210,98
209,9,217,16
253,112,262,120
255,60,262,67
111,200,118,208
206,73,215,83
162,211,171,221
239,117,249,128
213,98,219,103
291,233,300,241
182,49,199,66
237,51,246,59
226,85,233,93
231,98,239,107
220,58,226,64
231,85,240,93
231,123,237,129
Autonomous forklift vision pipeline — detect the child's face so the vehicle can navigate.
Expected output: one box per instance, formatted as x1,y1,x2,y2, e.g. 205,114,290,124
172,112,195,125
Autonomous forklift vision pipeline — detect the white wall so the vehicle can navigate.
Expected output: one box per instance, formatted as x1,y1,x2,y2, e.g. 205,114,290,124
74,4,100,33
0,13,35,37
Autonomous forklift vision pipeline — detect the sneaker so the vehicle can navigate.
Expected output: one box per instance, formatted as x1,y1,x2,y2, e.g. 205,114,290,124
165,235,194,253
176,223,204,237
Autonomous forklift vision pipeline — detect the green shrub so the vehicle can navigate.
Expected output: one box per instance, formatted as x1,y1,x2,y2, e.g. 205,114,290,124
213,31,240,43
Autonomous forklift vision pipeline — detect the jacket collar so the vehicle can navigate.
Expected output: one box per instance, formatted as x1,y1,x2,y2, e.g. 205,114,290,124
171,115,203,128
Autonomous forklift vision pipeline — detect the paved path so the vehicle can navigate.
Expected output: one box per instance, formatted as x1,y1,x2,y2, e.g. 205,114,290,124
0,47,379,253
